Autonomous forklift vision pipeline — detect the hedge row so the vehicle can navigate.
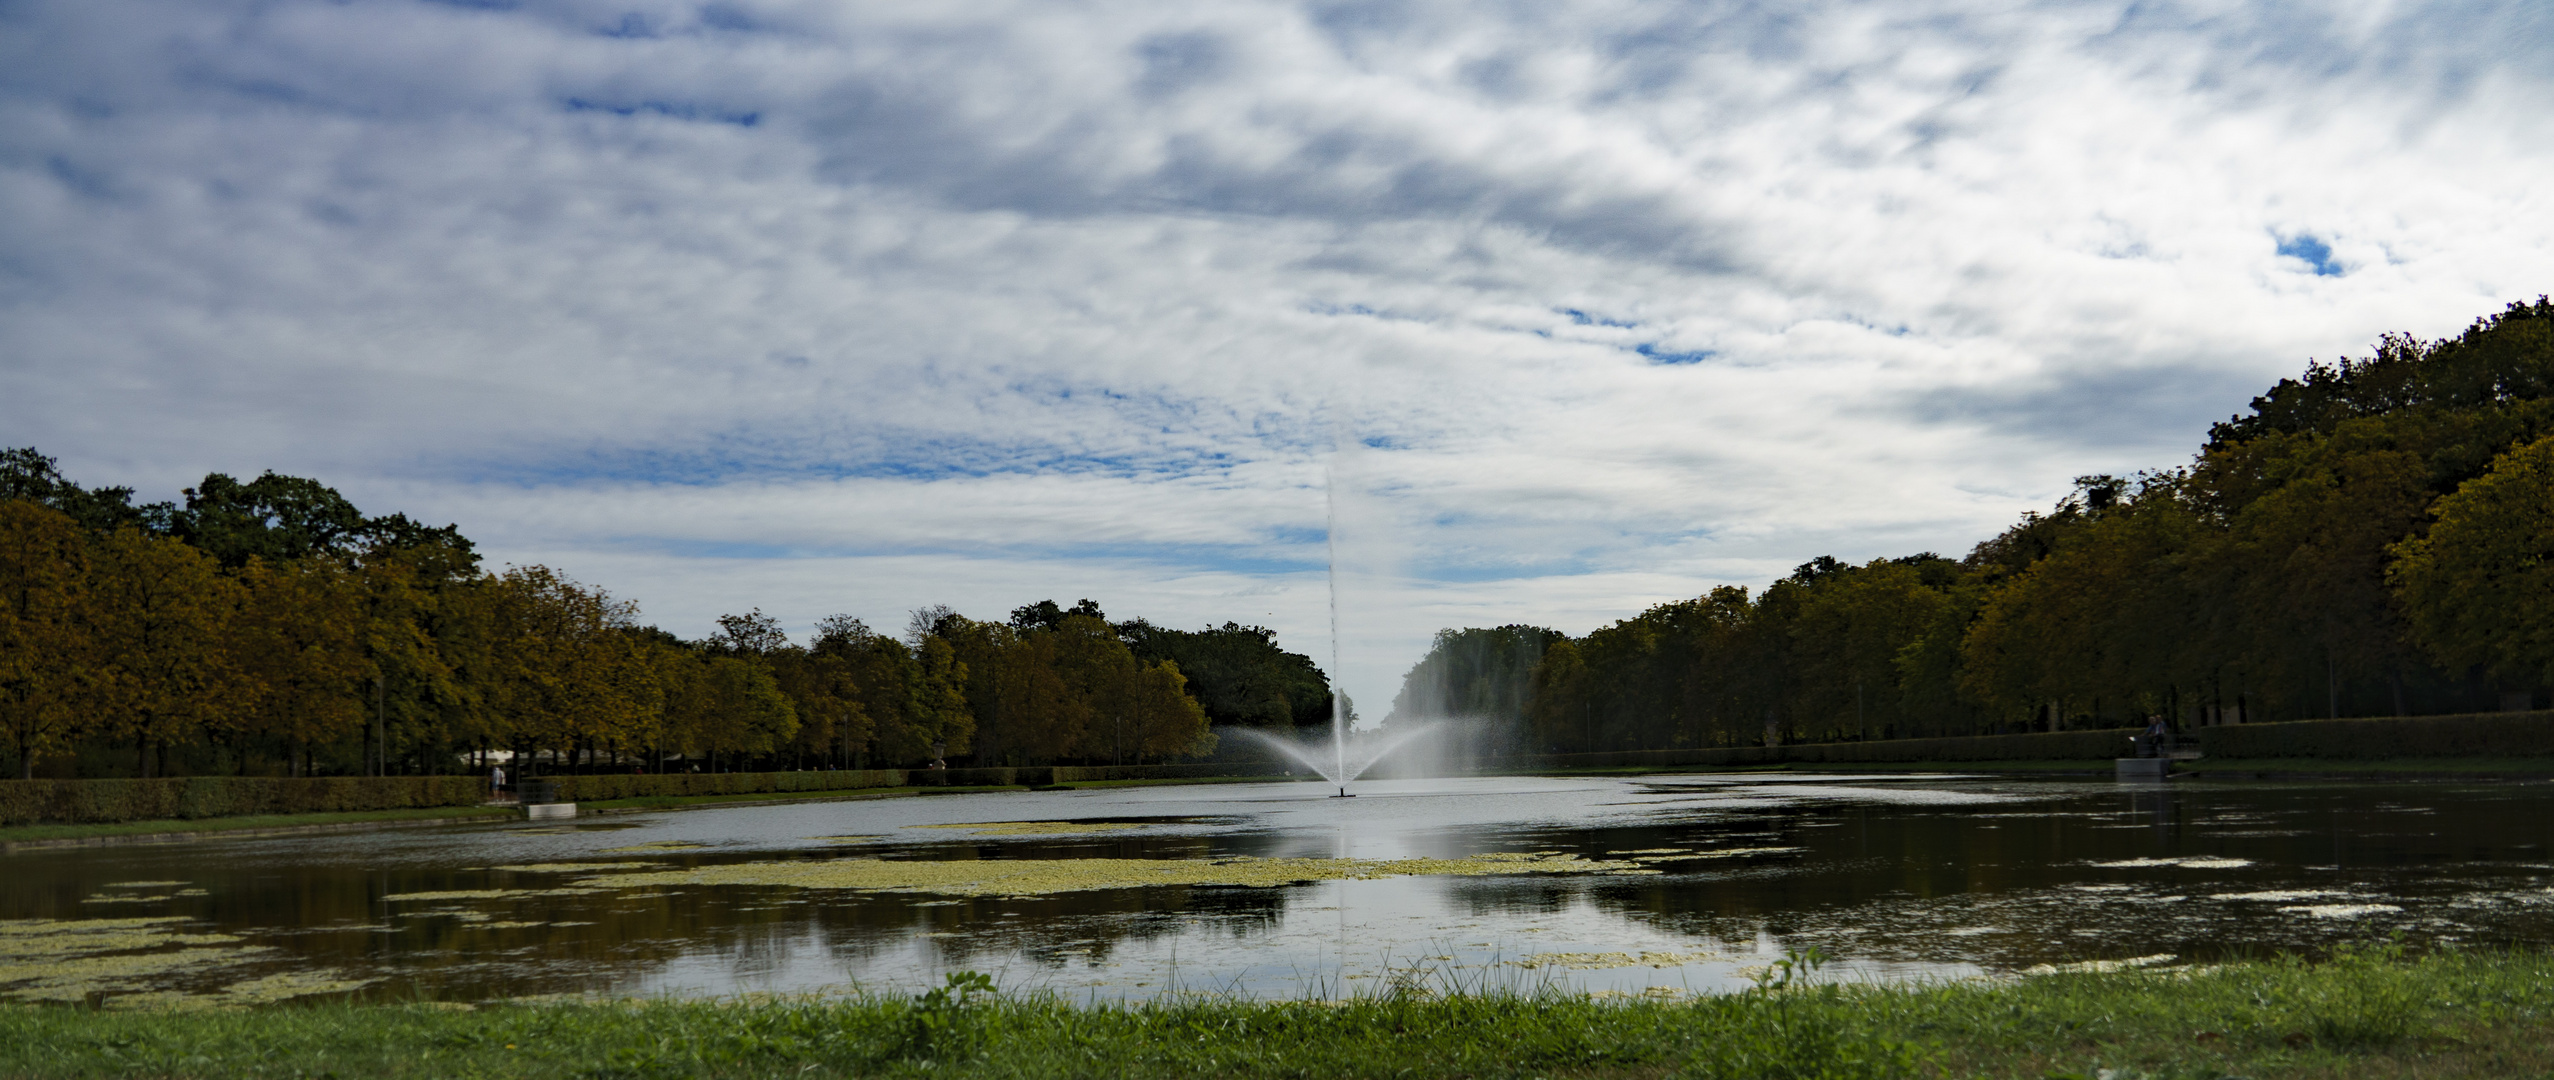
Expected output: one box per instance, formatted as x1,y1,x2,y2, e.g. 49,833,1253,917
1051,762,1290,782
543,762,1295,801
544,770,910,802
0,764,1314,825
1518,727,2139,770
0,775,488,827
2197,710,2554,759
18,713,2541,825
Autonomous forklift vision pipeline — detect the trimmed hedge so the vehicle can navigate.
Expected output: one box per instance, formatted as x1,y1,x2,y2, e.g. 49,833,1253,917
0,763,1296,825
1518,727,2137,770
1051,763,1290,782
26,713,2540,826
547,770,909,802
0,776,488,827
2199,710,2554,759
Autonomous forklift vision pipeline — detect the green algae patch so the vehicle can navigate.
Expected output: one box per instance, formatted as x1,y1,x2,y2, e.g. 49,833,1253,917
379,887,611,903
580,851,1654,898
0,919,241,961
600,840,709,852
1631,846,1803,862
118,969,381,1011
911,821,1146,837
0,918,281,1004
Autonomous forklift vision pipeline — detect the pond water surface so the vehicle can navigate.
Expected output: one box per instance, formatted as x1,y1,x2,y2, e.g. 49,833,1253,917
8,773,2554,1006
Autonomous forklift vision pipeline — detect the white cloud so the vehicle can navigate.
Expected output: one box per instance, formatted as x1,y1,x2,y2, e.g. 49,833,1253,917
5,0,2552,711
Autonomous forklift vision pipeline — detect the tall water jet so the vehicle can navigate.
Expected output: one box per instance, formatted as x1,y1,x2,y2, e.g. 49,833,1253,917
1234,452,1442,793
1326,457,1345,788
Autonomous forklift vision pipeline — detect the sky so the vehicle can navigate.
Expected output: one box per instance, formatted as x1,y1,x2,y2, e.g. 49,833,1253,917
5,0,2552,718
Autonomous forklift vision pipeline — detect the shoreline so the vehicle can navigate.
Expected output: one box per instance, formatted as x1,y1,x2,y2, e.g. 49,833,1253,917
11,758,2552,851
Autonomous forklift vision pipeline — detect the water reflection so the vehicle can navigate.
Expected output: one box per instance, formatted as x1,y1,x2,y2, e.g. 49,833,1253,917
7,774,2554,1004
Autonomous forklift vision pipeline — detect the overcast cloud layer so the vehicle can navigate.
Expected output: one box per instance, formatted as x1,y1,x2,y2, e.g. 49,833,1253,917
5,0,2552,713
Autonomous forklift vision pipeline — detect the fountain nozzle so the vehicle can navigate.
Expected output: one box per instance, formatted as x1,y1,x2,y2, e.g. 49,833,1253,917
1333,786,1354,798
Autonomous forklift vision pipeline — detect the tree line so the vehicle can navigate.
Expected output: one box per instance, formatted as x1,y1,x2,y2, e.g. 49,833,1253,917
1387,299,2554,752
0,455,1334,780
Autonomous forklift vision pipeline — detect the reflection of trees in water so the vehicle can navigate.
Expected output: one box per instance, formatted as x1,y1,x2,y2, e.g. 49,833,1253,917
0,832,1326,1000
22,786,2554,998
1578,789,2554,971
926,883,1291,971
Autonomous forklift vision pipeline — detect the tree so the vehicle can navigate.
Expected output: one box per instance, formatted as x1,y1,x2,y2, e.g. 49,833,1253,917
818,616,919,767
1789,560,1954,740
482,566,656,771
663,651,796,771
0,449,148,532
167,471,371,568
228,557,369,773
86,528,244,777
1118,619,1334,729
0,500,93,777
1119,659,1214,763
710,609,790,656
1384,625,1561,749
2390,433,2554,687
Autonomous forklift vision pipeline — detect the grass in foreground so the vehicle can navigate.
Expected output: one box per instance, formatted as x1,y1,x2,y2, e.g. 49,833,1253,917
5,945,2551,1079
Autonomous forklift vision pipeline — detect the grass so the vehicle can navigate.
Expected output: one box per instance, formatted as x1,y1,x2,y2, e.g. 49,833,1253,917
2176,757,2554,777
4,945,2551,1078
0,805,516,845
0,785,1047,845
1509,761,2121,777
575,785,1028,812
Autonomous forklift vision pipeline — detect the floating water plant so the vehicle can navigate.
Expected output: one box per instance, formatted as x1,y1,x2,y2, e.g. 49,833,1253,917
910,821,1146,837
1511,950,1719,970
378,887,612,902
0,918,289,1004
1630,847,1802,861
581,851,1655,898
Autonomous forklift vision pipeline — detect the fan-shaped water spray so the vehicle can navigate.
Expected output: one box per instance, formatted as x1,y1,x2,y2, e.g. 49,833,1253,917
1235,723,1443,789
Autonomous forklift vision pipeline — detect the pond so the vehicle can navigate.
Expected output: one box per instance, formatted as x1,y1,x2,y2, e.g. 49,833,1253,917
8,773,2554,1006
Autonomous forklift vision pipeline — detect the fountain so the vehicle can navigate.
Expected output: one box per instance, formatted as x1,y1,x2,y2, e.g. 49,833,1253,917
1236,723,1442,794
1231,454,1441,794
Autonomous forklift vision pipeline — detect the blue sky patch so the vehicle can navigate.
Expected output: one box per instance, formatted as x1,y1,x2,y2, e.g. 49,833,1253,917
565,98,761,127
2276,233,2343,276
1634,342,1714,365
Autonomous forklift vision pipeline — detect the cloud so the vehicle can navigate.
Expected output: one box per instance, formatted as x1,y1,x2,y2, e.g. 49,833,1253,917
4,0,2553,710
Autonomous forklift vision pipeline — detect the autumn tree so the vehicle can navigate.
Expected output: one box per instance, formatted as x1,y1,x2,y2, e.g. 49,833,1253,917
0,500,92,777
86,528,244,777
2389,432,2554,689
228,557,369,773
